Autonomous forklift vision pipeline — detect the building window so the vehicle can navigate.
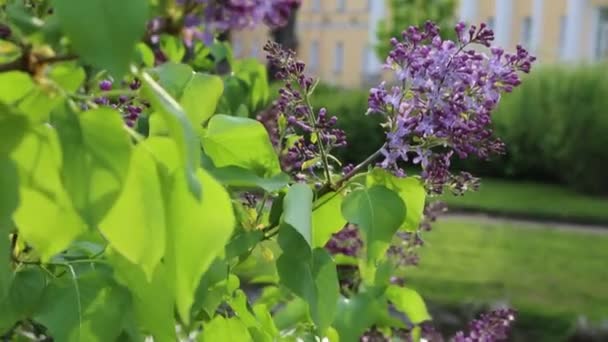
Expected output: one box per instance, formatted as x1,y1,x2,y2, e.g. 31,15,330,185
596,8,608,60
487,16,495,31
309,41,319,71
559,15,567,59
334,41,344,73
520,16,532,49
312,0,321,12
337,0,346,12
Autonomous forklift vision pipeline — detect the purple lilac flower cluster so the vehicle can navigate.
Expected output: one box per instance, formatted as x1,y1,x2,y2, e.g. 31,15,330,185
453,308,517,342
419,201,448,231
324,225,362,257
93,79,146,127
386,231,423,267
263,41,347,175
177,0,300,44
368,21,535,194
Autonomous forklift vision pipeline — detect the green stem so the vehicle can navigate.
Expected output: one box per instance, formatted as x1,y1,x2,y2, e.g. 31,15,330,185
317,143,387,197
304,93,333,186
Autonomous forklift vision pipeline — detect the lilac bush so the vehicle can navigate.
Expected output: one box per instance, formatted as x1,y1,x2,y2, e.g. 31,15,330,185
0,0,533,339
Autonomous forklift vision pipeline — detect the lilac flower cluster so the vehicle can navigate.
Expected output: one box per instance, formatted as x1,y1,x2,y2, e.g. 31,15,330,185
324,225,362,257
178,0,300,44
386,231,422,267
263,41,347,175
419,201,448,231
453,308,517,342
93,79,146,127
368,21,535,194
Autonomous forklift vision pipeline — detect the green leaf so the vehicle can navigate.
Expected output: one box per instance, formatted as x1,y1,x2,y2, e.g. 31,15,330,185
53,0,148,77
11,125,86,261
209,166,290,193
0,158,19,229
141,71,201,198
160,34,186,63
7,268,46,317
385,285,431,324
135,43,155,68
341,185,406,263
367,168,425,231
0,71,34,104
53,107,132,227
48,62,86,93
333,293,383,342
150,63,194,99
108,250,176,341
203,114,281,177
218,75,249,115
98,144,166,280
166,169,235,323
0,110,29,156
0,156,19,302
36,272,131,342
228,289,276,341
180,73,223,128
225,229,264,259
276,226,339,334
283,184,314,247
199,316,252,342
312,192,346,248
17,86,65,123
233,58,270,111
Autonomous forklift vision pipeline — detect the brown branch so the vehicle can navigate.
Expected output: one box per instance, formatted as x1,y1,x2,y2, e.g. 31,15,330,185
0,51,78,74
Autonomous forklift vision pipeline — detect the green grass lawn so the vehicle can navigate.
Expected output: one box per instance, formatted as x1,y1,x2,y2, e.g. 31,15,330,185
406,218,608,340
439,179,608,224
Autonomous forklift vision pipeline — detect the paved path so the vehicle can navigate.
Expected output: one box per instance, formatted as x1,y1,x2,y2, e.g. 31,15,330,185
442,212,608,235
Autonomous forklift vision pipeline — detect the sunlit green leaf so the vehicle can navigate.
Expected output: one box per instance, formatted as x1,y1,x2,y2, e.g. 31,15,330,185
203,115,281,177
209,166,290,193
199,316,252,342
160,34,186,63
283,183,314,247
385,285,431,324
312,192,346,248
48,62,86,93
180,73,223,128
150,62,194,99
167,169,235,323
53,106,131,227
108,250,176,341
0,71,34,104
342,185,406,263
367,168,425,231
141,71,201,198
53,0,148,76
11,125,86,261
99,144,165,280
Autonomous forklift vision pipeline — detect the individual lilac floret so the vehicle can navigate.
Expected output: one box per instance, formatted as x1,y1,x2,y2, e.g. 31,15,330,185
368,21,535,194
453,308,517,342
99,80,113,91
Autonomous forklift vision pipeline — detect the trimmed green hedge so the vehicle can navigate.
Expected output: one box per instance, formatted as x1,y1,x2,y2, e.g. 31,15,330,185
269,64,608,194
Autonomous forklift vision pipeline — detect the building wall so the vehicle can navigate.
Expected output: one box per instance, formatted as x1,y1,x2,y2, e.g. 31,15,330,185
233,0,608,88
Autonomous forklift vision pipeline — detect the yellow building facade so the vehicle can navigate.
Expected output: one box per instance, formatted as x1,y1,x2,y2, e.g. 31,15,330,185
233,0,608,88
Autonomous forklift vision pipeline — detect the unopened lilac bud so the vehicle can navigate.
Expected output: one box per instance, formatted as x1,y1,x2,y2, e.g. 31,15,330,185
99,80,112,91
